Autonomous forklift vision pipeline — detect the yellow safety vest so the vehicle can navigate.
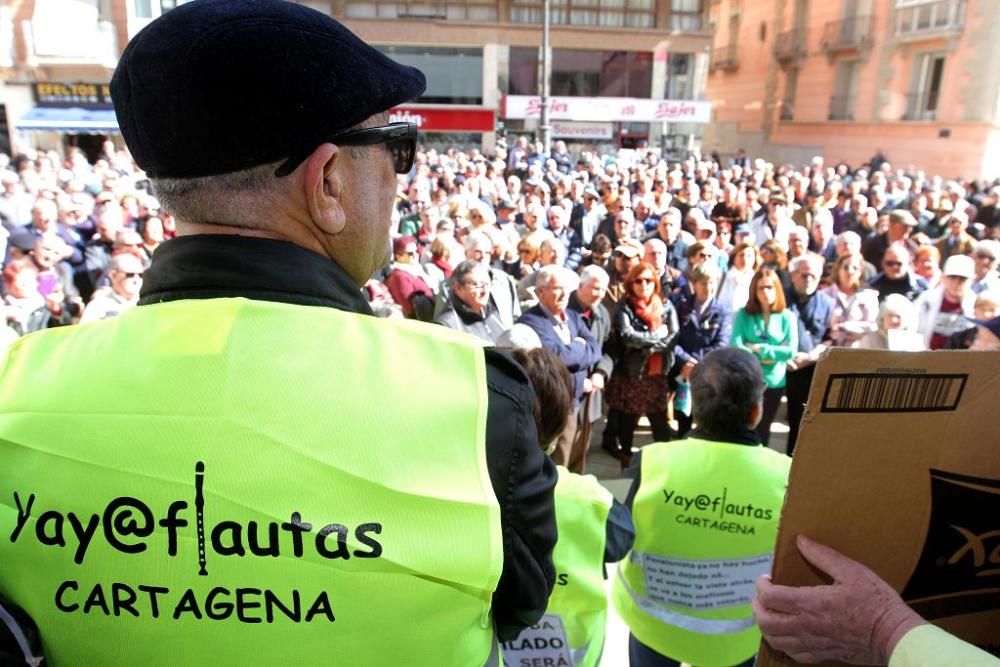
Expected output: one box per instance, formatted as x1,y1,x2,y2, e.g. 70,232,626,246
502,467,613,667
0,298,503,666
611,438,790,667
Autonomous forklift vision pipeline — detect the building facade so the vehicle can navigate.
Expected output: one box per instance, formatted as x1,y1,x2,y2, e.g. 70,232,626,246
0,0,714,158
704,0,1000,179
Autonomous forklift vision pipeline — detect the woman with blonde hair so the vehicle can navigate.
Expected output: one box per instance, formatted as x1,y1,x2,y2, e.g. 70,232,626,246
822,251,879,347
857,294,923,351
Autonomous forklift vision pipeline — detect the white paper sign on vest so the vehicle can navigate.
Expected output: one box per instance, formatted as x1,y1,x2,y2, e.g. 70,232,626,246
500,614,573,667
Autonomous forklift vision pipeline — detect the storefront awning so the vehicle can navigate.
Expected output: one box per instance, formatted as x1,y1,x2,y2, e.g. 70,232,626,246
15,106,119,133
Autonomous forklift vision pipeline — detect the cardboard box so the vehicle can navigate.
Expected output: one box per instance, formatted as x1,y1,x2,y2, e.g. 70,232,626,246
758,349,1000,666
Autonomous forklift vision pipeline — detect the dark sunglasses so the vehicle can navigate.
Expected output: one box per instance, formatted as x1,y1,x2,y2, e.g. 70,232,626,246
274,122,418,177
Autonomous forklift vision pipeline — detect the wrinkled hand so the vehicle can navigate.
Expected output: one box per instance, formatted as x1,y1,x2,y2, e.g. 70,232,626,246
752,535,925,665
589,373,605,391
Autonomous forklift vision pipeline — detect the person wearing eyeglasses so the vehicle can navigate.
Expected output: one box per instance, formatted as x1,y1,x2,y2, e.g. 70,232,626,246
604,262,680,467
867,243,929,304
79,251,145,323
435,260,506,344
730,267,798,446
970,239,1000,294
0,2,558,665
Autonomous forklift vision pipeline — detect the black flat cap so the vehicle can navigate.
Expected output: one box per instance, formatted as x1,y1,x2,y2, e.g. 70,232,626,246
111,0,426,178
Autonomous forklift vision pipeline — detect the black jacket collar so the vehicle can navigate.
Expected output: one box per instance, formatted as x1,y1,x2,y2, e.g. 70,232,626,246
138,234,373,315
688,426,762,447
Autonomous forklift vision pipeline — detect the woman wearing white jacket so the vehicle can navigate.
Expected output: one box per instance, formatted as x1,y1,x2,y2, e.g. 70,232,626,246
914,255,978,349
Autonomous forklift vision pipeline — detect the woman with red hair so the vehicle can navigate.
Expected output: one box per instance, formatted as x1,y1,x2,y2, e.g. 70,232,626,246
604,262,679,466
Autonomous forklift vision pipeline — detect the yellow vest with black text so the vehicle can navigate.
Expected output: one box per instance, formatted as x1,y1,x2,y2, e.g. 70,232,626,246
611,438,790,667
502,466,612,667
0,298,504,667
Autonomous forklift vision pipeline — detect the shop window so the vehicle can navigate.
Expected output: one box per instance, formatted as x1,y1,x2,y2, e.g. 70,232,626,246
508,48,652,98
346,0,497,20
669,0,703,30
510,0,654,28
666,53,692,99
376,46,483,105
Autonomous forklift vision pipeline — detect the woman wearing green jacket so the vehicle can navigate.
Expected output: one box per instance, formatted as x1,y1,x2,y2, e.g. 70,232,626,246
730,267,798,445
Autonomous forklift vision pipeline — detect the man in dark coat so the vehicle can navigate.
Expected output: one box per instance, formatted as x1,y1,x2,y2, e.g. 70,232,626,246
519,265,603,473
568,265,614,470
784,254,835,455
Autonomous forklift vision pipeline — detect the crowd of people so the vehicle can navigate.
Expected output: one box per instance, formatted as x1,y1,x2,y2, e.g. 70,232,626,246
3,141,1000,464
0,1,997,665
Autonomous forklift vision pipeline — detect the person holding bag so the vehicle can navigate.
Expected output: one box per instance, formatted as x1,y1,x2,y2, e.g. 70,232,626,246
605,262,680,466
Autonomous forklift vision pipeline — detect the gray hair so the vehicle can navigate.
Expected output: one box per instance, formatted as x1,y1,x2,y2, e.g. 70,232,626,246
836,230,861,249
464,230,494,252
691,349,765,432
449,259,488,288
688,262,720,285
536,264,577,290
151,160,283,228
579,264,609,287
878,294,918,334
540,237,567,265
790,253,824,275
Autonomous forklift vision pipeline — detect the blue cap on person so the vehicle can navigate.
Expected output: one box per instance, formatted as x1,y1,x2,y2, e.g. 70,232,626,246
110,0,425,179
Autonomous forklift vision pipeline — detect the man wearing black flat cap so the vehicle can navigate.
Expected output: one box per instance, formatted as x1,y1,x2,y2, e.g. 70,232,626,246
0,1,556,665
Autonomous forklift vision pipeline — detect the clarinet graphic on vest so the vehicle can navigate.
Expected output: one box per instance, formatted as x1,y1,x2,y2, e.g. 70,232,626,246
195,461,208,576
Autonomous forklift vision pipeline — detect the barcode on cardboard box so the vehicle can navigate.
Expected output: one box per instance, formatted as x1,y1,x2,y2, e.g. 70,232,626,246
821,373,967,413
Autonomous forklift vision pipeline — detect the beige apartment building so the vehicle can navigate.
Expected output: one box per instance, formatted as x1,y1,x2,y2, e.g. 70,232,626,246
704,0,1000,180
0,0,716,159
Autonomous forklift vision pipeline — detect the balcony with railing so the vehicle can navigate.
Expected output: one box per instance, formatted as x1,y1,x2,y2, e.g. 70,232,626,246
895,0,965,40
902,91,938,121
774,28,807,62
822,15,872,53
828,95,855,120
710,45,738,71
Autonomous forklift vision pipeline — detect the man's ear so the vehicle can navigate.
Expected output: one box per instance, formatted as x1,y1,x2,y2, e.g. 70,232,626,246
749,400,763,430
303,143,346,236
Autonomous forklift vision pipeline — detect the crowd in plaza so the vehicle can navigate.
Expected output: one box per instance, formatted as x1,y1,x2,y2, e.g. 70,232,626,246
3,139,1000,466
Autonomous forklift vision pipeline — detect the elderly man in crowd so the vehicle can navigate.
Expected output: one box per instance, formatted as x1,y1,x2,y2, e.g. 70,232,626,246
518,265,603,473
643,207,689,272
862,209,918,268
435,259,507,343
79,252,146,323
437,229,520,328
784,254,834,456
750,191,795,249
644,238,682,297
546,204,583,271
0,2,557,663
868,243,928,303
935,210,977,266
568,264,613,469
971,240,1000,293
